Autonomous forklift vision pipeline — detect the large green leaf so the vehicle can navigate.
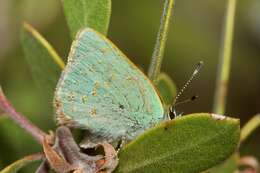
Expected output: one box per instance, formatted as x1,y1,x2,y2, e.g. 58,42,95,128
208,114,260,173
20,23,64,105
62,0,111,38
207,153,239,173
156,73,177,107
0,153,43,173
115,113,240,173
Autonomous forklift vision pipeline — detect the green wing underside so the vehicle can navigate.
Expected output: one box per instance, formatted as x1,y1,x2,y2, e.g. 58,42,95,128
55,28,164,142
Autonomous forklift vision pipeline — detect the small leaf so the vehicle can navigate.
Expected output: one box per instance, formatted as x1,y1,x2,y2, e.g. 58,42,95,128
20,23,64,105
207,153,239,173
115,113,240,173
62,0,111,38
42,137,74,173
155,73,177,107
0,153,44,173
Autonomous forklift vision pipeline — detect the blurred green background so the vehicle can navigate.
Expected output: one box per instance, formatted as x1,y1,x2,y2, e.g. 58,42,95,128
0,0,259,171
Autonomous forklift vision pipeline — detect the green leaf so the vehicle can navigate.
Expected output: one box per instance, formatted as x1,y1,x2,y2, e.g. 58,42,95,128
62,0,111,38
0,153,43,173
115,113,240,173
208,114,260,173
156,73,177,107
207,153,239,173
20,23,64,105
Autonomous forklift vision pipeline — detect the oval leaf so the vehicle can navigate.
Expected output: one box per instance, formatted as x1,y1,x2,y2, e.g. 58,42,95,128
115,113,240,173
156,73,177,107
0,153,43,173
62,0,111,38
20,23,64,105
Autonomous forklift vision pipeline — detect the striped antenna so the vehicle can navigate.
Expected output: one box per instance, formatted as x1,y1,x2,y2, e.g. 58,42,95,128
169,61,204,117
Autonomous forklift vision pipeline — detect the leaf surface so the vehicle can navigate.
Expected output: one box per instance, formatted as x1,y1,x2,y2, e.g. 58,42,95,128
207,153,239,173
20,23,64,105
115,113,240,173
62,0,111,37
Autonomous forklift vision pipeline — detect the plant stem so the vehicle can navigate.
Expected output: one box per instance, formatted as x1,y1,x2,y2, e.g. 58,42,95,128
0,86,47,144
213,0,237,114
148,0,175,83
240,114,260,143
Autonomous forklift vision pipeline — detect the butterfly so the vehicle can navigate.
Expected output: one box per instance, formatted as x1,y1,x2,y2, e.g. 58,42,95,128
54,28,202,147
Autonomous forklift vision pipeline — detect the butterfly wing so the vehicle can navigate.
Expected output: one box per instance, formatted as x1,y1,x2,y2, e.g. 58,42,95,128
54,28,164,142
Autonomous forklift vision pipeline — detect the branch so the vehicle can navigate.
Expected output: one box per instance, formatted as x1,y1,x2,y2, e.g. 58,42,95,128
213,0,237,114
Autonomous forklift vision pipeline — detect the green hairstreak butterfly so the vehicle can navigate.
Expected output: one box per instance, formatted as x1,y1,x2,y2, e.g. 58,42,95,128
54,28,203,147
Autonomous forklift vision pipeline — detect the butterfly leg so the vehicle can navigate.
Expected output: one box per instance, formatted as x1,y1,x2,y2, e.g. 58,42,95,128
116,136,126,153
176,110,184,118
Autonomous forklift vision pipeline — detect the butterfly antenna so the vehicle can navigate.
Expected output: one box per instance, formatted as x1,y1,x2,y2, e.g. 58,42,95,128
169,61,204,114
174,95,199,107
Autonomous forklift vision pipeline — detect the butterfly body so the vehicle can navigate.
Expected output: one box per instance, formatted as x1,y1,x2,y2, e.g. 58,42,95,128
55,28,166,146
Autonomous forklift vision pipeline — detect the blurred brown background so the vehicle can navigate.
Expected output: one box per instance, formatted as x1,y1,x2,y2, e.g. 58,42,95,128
0,0,259,171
